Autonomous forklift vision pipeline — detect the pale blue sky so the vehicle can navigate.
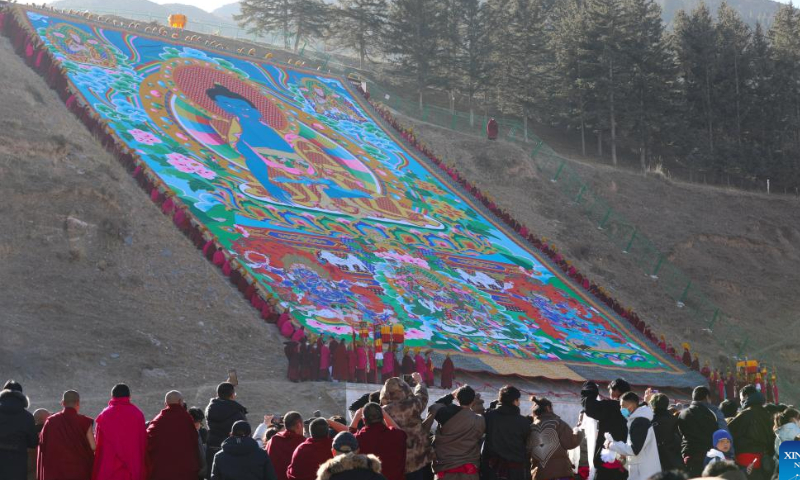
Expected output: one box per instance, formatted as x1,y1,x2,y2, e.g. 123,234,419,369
150,0,234,12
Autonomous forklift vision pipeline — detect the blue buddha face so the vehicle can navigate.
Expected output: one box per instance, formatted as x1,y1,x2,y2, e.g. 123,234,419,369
213,95,261,121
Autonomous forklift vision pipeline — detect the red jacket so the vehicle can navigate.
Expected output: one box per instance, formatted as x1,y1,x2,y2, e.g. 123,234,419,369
354,423,407,480
286,437,333,480
266,430,306,480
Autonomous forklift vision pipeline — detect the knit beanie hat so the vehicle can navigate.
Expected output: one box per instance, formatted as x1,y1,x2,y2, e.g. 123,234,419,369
713,429,733,448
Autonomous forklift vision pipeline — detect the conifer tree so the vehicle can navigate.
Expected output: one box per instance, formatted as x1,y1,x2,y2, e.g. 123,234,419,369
673,4,717,160
456,0,491,125
620,0,677,170
332,0,388,68
715,2,751,150
580,0,632,164
384,0,444,110
236,0,329,52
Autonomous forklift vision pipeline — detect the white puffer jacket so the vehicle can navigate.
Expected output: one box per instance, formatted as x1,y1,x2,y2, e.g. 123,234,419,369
609,405,662,480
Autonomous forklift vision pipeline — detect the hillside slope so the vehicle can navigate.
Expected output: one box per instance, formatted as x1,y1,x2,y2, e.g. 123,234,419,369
402,115,800,397
0,34,343,419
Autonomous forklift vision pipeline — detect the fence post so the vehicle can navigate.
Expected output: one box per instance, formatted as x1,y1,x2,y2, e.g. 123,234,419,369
652,254,664,277
530,140,544,158
598,207,612,229
678,280,692,306
552,160,566,182
574,185,587,203
623,229,637,253
707,309,720,329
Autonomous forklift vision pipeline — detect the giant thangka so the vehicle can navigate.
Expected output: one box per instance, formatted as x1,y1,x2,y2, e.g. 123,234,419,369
18,9,698,385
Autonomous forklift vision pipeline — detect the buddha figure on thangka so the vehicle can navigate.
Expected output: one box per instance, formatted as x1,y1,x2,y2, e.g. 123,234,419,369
139,58,439,228
44,22,118,68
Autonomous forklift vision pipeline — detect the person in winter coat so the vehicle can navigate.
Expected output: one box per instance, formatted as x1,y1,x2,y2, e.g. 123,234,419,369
379,372,431,480
527,396,584,480
205,382,248,474
188,407,209,480
580,380,629,480
0,382,38,480
211,421,277,480
606,392,660,480
705,430,735,467
648,393,683,472
677,386,719,477
774,408,800,458
729,386,775,480
772,407,800,480
429,385,485,480
316,432,386,480
482,385,531,480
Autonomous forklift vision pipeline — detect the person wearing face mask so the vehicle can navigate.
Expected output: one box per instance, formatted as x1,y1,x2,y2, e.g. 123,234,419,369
605,392,660,480
580,380,630,480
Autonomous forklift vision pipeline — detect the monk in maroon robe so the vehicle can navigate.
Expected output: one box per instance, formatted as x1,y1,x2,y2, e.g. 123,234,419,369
725,372,736,400
146,391,199,480
319,338,331,381
440,354,455,389
333,340,349,381
414,351,426,379
37,390,95,480
691,355,700,371
311,340,321,380
284,341,300,382
393,349,402,378
401,349,415,375
487,118,499,140
348,344,357,382
367,348,377,384
299,341,312,381
681,344,692,367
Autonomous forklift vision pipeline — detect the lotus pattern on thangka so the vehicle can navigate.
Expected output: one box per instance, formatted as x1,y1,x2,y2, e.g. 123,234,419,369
25,10,677,373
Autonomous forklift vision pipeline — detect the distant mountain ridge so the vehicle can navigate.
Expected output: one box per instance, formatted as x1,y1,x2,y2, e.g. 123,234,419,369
50,0,239,29
50,0,784,33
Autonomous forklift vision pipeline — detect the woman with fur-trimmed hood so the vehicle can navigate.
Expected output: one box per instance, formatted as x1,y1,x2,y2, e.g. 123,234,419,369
317,432,386,480
379,372,432,479
0,382,38,480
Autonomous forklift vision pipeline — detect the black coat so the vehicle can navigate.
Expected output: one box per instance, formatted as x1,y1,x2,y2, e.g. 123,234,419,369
205,398,248,448
482,404,531,463
211,435,277,480
677,401,718,457
582,395,628,468
729,404,775,456
652,409,683,471
0,390,37,480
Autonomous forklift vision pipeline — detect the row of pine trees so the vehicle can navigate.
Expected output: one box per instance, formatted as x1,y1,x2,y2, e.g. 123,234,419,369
236,0,800,185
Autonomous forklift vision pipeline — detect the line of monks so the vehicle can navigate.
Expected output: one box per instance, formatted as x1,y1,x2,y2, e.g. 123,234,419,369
282,336,456,390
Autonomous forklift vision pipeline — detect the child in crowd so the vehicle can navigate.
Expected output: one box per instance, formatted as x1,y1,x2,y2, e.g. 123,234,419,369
706,430,735,466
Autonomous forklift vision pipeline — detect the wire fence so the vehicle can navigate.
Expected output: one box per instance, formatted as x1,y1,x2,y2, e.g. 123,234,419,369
359,80,794,399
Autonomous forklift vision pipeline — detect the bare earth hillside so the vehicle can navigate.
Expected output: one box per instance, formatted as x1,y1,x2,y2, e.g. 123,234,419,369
0,34,344,419
402,115,800,399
